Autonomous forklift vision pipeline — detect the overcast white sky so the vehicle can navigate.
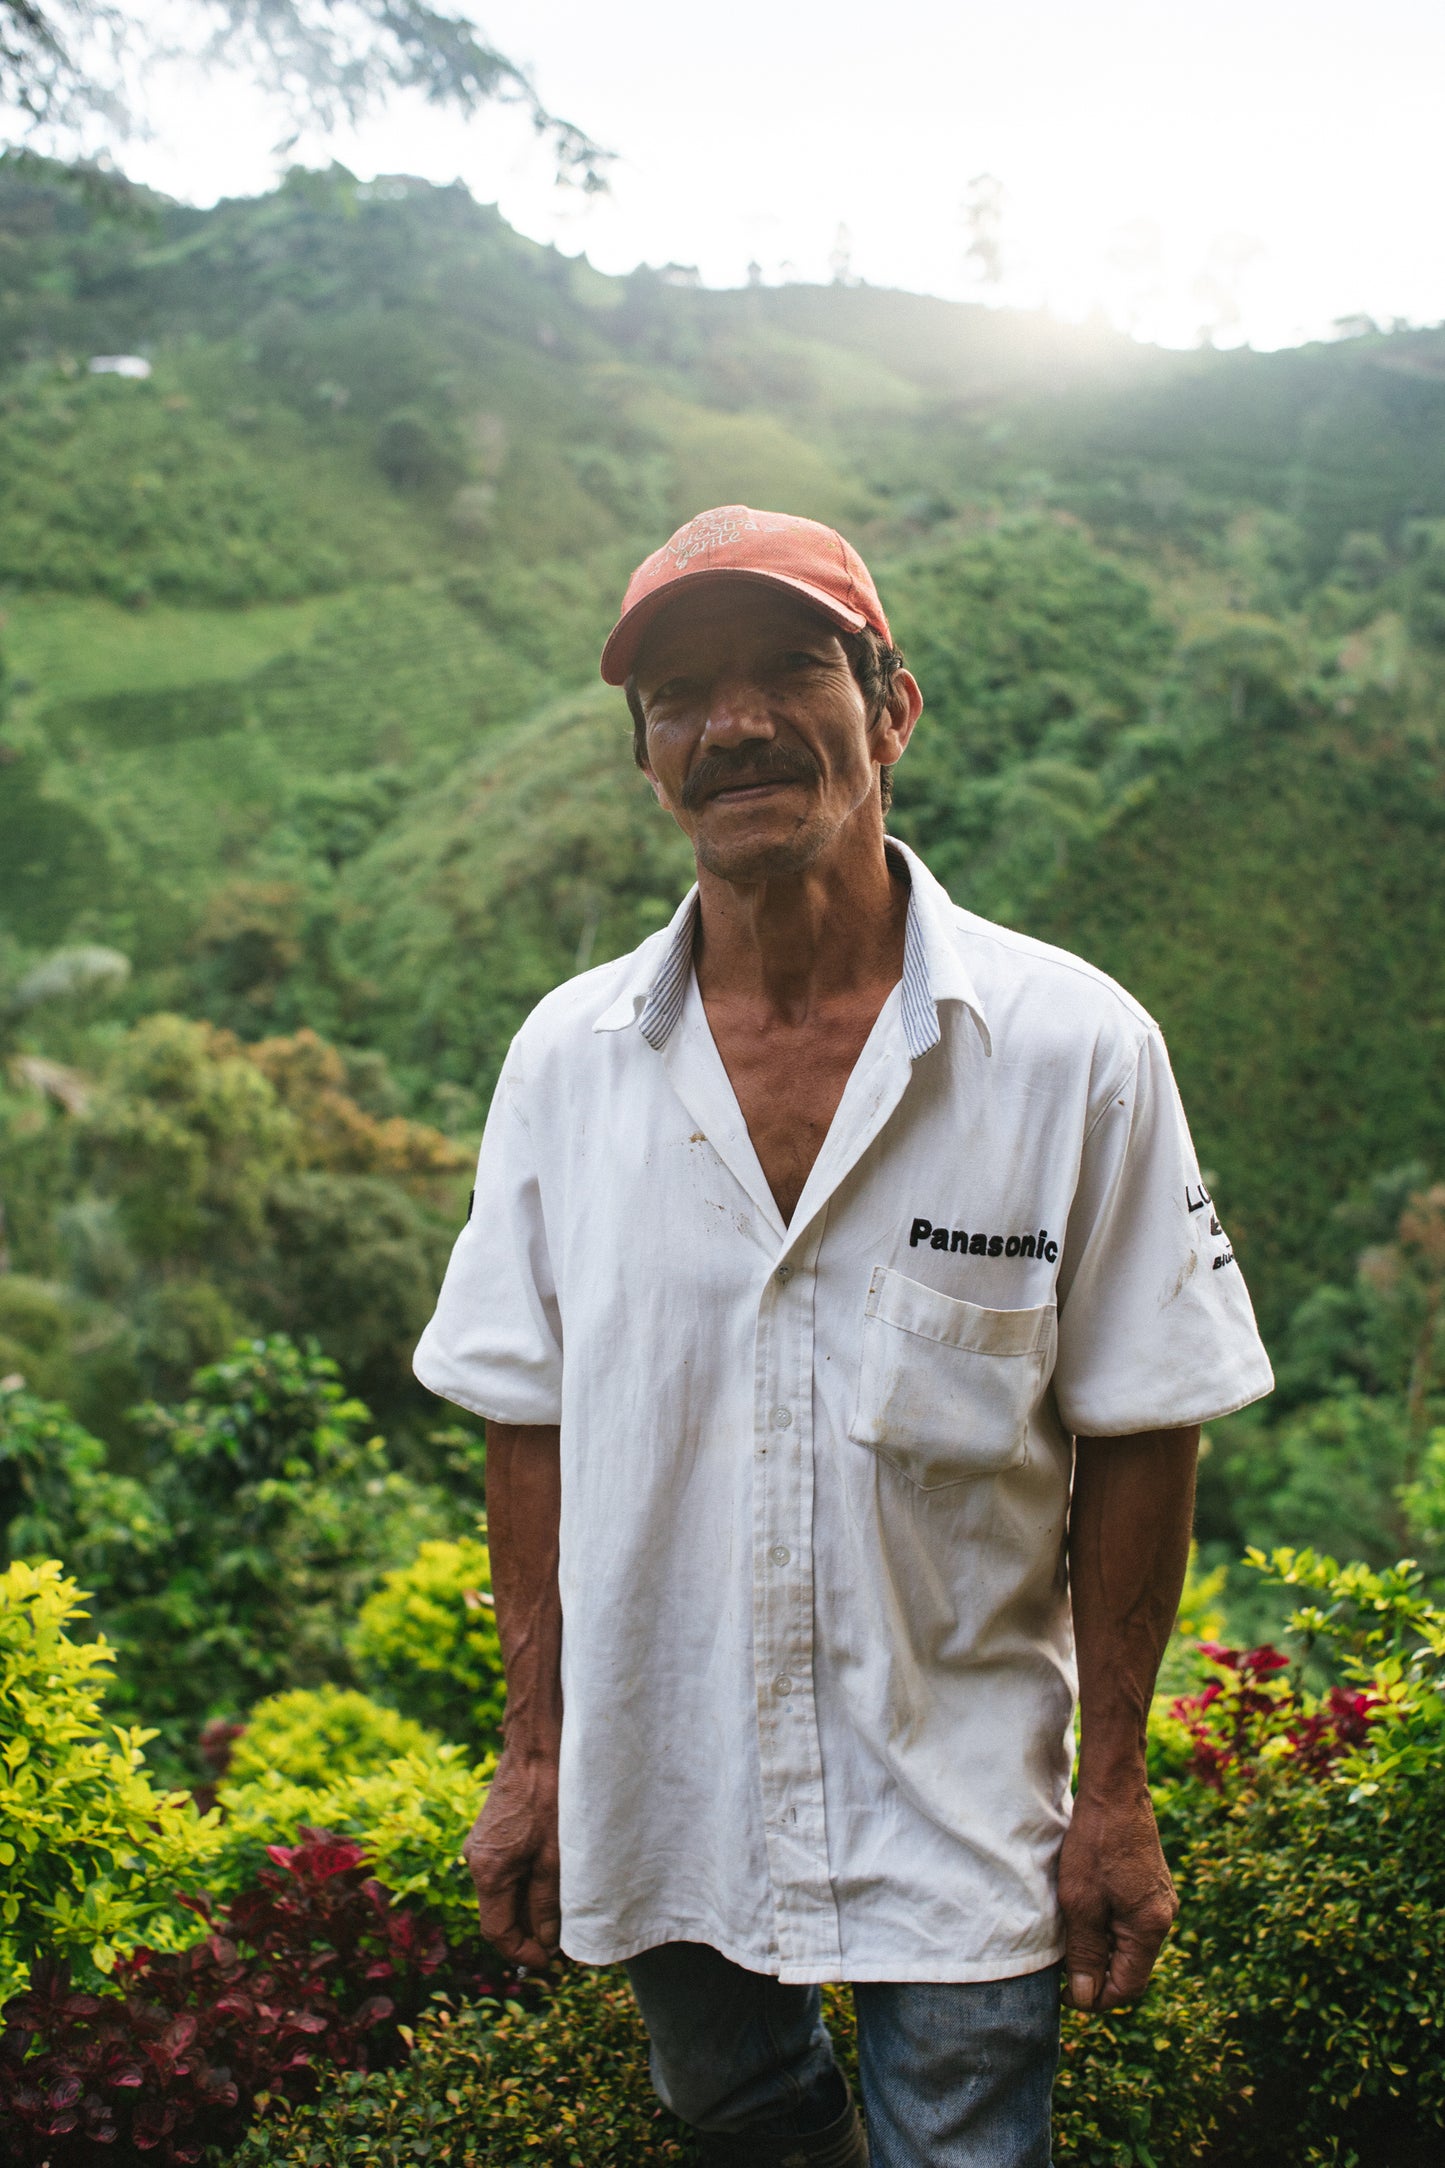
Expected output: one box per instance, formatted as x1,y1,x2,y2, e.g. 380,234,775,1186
118,0,1445,350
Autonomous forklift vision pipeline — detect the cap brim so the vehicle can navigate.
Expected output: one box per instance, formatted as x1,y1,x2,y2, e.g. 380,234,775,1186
599,568,869,686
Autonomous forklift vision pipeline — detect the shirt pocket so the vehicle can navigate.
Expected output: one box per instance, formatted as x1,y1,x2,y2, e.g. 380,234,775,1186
848,1265,1056,1490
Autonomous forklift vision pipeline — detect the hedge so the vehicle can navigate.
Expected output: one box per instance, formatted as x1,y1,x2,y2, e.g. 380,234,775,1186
236,1949,1240,2168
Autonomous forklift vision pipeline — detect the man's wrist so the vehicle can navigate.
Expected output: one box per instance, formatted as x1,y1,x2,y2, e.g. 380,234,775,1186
1075,1718,1150,1801
500,1720,562,1767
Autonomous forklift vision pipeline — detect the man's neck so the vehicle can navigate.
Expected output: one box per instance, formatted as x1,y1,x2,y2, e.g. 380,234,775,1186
693,822,909,1023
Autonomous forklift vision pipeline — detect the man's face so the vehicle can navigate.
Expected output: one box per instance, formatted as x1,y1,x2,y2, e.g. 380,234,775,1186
633,586,919,882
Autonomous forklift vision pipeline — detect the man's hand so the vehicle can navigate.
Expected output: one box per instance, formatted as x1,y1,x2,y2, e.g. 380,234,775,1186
1057,1776,1178,2012
464,1742,561,1970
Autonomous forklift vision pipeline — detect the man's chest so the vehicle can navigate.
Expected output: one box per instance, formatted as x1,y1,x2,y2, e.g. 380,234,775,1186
701,999,892,1226
537,1021,1092,1332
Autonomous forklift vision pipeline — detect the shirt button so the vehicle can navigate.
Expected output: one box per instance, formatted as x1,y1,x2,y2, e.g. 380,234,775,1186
775,1264,793,1284
770,1544,791,1566
771,1406,793,1430
772,1673,794,1697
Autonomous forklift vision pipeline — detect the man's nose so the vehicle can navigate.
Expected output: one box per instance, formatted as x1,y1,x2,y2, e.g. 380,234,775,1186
700,675,775,750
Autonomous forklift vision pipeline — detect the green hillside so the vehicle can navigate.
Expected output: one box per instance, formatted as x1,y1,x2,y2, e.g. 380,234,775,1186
1,154,1442,1468
1035,714,1445,1324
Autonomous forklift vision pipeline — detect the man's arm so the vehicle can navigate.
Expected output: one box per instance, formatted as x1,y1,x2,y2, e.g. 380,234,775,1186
463,1421,563,1970
1059,1423,1199,2013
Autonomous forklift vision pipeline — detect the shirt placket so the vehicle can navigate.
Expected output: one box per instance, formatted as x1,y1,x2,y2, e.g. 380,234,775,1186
751,1215,841,1978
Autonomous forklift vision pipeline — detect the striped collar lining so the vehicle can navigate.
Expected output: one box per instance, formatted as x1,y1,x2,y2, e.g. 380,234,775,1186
638,845,945,1060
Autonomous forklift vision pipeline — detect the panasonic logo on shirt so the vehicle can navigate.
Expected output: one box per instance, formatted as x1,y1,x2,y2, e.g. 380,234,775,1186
909,1217,1060,1264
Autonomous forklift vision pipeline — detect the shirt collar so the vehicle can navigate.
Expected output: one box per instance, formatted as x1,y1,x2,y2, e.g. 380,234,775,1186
593,837,990,1059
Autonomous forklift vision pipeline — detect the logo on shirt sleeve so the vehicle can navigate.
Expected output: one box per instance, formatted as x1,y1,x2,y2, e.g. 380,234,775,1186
909,1216,1059,1264
1187,1182,1235,1268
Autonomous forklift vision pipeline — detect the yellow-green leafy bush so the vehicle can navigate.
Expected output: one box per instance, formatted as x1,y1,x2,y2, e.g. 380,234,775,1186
352,1536,505,1750
215,1745,491,1942
0,1559,219,1996
228,1684,446,1788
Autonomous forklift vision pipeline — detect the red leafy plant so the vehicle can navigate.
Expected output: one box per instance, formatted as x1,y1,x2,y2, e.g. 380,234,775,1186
0,1831,515,2166
1171,1641,1379,1792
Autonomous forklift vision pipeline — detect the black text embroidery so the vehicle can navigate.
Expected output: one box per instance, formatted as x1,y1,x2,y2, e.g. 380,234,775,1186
909,1216,1059,1264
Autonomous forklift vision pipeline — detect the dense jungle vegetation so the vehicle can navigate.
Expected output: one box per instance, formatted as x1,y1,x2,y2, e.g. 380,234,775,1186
1,156,1443,2161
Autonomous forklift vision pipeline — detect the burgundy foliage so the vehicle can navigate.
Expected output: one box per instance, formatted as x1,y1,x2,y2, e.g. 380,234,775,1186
0,1832,515,2166
1171,1641,1379,1791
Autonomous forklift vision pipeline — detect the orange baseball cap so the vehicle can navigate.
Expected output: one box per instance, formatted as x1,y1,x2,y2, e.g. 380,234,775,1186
599,504,891,685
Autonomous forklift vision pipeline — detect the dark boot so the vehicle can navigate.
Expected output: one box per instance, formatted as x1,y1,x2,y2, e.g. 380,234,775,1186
697,2093,869,2168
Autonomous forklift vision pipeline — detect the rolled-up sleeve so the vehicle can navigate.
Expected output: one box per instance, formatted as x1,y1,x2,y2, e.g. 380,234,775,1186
1051,1026,1274,1438
412,1052,563,1425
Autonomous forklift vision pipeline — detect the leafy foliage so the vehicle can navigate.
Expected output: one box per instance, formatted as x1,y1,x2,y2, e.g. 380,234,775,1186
351,1537,505,1753
1052,1946,1244,2165
97,1338,454,1756
888,521,1170,917
0,1338,462,1772
82,1014,296,1263
214,1749,489,1946
232,1968,689,2167
0,1007,468,1427
1194,1168,1445,1589
0,1830,514,2168
0,1560,219,1998
1154,1552,1445,2157
0,1374,162,1588
233,1948,1243,2168
227,1686,446,1790
1401,1425,1445,1551
1033,725,1445,1337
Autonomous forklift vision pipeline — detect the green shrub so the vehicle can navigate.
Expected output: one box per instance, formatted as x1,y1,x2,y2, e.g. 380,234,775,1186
8,1344,467,1774
0,1377,164,1590
0,1558,219,1997
1053,1945,1244,2165
234,1968,692,2166
1182,1749,1444,2156
215,1744,490,1943
229,1683,446,1787
1169,1551,1445,2158
100,1336,453,1757
235,1949,1239,2168
352,1535,505,1751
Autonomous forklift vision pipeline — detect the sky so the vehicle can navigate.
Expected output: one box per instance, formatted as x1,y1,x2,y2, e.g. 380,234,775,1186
110,0,1445,351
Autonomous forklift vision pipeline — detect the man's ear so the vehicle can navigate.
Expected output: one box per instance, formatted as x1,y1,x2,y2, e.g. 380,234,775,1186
873,669,923,767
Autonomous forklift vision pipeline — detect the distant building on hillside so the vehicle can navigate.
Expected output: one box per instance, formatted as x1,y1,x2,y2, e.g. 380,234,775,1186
88,355,152,378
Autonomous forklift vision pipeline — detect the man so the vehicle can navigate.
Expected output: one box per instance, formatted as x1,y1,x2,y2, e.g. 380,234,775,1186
414,506,1274,2167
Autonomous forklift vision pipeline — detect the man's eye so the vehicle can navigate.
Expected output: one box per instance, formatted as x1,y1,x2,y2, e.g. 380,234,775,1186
778,651,824,671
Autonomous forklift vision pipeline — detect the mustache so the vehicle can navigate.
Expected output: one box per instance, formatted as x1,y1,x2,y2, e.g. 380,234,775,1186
680,742,821,812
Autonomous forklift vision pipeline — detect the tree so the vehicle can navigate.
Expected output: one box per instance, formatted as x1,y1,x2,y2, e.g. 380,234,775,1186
0,1,608,186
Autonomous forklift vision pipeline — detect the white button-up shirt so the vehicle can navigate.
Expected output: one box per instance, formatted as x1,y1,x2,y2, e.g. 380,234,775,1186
415,842,1273,1984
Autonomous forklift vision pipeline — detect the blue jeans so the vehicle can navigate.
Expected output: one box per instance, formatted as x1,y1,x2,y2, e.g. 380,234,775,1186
624,1942,1059,2167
